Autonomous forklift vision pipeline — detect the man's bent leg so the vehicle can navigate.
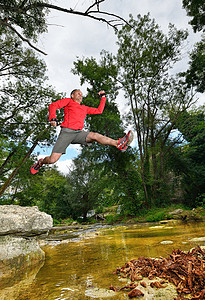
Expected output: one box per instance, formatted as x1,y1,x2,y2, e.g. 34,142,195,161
86,132,118,147
41,152,62,165
86,131,134,152
30,152,62,175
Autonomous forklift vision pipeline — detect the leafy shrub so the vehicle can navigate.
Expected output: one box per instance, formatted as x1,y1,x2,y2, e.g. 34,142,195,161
145,211,165,222
105,214,120,224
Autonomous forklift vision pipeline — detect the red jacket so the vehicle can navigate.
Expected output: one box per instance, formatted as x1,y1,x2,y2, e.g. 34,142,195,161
49,96,106,130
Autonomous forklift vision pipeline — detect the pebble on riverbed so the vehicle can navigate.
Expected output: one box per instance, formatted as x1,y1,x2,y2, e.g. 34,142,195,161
160,240,173,244
110,246,205,299
85,287,116,298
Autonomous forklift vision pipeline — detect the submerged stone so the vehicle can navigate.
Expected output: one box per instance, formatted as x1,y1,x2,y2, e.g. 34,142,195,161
160,240,173,244
85,287,116,298
189,237,205,242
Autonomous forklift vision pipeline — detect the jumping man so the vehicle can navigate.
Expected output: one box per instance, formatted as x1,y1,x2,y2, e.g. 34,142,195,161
30,90,133,175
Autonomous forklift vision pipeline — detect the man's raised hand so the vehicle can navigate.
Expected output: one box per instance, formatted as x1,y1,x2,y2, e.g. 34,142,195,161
98,91,106,97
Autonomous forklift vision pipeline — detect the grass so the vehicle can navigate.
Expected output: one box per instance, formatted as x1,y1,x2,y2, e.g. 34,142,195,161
145,211,166,222
134,205,189,223
105,214,121,224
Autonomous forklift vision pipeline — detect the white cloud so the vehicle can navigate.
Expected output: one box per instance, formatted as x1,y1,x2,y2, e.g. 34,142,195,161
197,94,205,106
55,159,74,175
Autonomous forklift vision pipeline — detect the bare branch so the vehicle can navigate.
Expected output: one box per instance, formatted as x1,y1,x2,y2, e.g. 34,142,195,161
0,19,47,55
31,2,128,30
85,0,105,14
87,10,129,26
19,0,30,9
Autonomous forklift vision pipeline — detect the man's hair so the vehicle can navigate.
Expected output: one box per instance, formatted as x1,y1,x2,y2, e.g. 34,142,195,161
70,89,80,98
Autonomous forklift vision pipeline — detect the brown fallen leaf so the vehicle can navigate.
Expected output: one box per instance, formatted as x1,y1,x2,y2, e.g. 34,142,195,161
120,283,138,291
109,284,120,292
140,281,147,288
128,288,144,298
150,281,166,288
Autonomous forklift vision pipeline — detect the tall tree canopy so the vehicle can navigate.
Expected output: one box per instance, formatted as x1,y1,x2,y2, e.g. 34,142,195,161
183,0,205,32
182,0,205,97
71,55,141,217
174,106,205,206
184,35,205,93
110,14,194,206
71,14,201,209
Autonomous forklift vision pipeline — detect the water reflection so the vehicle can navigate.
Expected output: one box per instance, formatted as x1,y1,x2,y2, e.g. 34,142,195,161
0,261,44,300
0,222,204,299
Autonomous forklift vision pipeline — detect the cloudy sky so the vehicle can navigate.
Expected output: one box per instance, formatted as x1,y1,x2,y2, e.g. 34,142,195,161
35,0,204,174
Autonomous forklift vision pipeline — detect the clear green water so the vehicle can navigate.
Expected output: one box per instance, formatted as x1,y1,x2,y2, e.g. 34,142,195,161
0,222,205,299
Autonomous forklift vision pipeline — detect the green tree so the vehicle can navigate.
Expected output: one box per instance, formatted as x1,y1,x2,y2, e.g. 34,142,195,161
36,168,70,219
184,36,205,93
3,160,70,220
112,14,194,206
64,157,106,221
182,0,205,93
174,106,205,206
182,0,205,32
71,55,142,217
0,29,63,197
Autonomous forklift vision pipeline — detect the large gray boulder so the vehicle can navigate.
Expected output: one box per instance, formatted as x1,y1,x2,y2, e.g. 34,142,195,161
0,205,53,236
0,235,45,270
0,205,53,283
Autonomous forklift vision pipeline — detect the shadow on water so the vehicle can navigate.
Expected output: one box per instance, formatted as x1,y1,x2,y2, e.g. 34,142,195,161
0,221,205,299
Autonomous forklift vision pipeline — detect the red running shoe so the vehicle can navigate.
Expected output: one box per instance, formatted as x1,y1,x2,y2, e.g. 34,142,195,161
30,158,43,175
117,130,133,152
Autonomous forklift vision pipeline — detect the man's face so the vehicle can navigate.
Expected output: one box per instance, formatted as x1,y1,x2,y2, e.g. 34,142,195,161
72,90,83,104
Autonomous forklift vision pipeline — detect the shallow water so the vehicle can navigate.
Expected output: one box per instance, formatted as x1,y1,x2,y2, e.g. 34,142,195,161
0,221,205,299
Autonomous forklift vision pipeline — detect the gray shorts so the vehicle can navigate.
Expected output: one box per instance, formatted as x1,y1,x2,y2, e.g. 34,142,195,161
52,127,90,154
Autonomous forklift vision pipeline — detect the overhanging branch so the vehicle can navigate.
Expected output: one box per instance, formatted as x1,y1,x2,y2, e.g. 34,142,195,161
32,2,128,30
0,18,47,55
1,0,128,55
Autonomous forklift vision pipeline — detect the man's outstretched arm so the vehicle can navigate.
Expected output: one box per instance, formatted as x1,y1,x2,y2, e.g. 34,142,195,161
86,90,106,115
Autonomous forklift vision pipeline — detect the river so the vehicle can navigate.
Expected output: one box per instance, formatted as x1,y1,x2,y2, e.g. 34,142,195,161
0,221,205,299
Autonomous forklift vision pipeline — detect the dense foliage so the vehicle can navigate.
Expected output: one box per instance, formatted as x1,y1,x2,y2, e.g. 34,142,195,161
0,27,63,197
184,37,205,93
174,107,205,206
183,0,205,32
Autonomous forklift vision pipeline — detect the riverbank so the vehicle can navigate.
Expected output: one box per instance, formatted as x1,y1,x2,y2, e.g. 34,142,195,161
41,217,205,247
43,206,205,246
54,205,205,227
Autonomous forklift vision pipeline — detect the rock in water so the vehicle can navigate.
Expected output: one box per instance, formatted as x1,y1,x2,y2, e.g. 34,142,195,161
0,205,53,282
0,205,53,236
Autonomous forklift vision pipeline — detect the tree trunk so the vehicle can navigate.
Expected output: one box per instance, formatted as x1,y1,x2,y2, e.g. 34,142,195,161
0,151,15,175
130,94,150,208
0,129,35,175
